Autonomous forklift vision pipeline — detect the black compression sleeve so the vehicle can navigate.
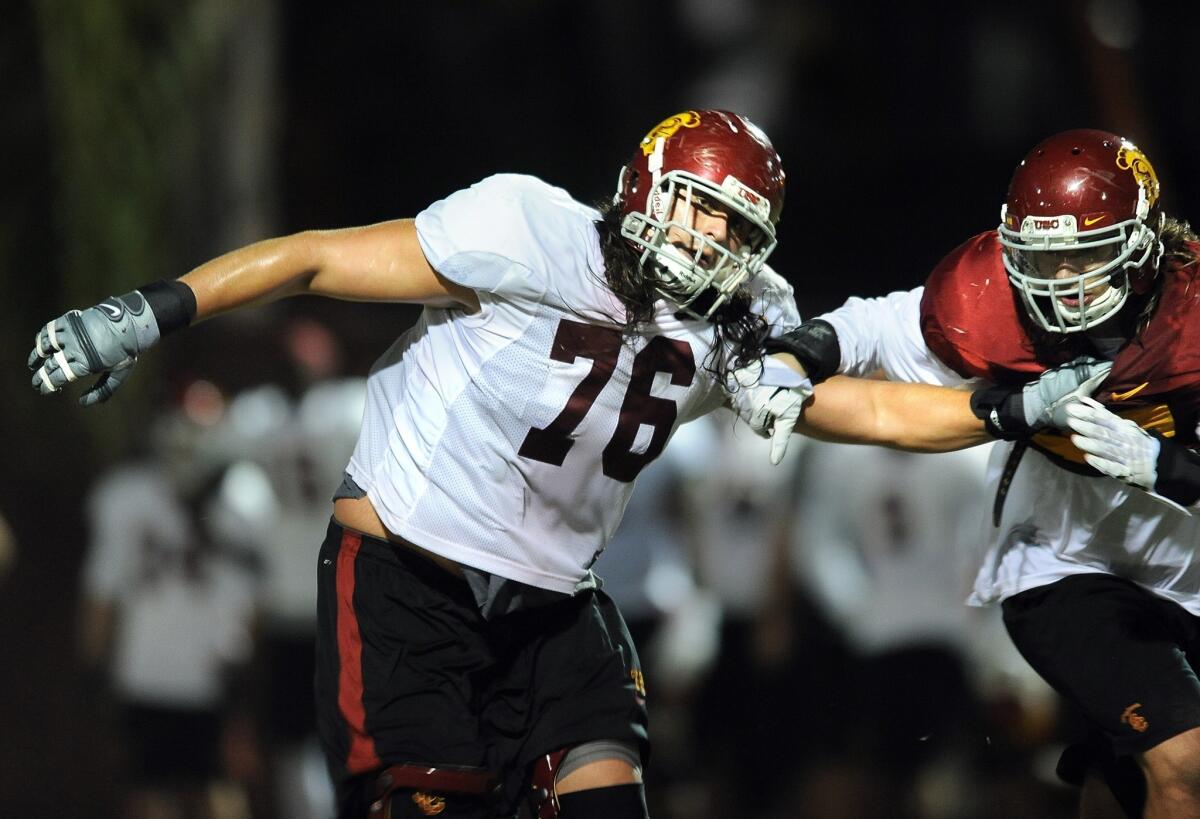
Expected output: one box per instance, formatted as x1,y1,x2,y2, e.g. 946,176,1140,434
762,319,841,383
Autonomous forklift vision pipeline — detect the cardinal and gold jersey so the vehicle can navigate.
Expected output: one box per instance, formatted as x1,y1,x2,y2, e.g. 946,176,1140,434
346,174,799,594
819,230,1200,613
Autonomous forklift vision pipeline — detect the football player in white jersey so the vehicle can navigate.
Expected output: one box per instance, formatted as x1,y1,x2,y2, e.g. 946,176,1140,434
766,130,1200,819
29,111,1102,819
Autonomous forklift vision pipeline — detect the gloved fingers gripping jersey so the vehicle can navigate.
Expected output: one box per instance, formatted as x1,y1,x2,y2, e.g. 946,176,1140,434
970,356,1113,440
1065,398,1160,486
1066,398,1200,512
28,279,195,406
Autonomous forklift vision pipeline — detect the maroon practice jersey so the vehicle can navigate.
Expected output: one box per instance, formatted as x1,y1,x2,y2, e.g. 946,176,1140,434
919,231,1200,461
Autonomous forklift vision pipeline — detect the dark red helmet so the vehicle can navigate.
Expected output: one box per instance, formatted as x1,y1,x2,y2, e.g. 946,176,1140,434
614,110,785,317
998,129,1163,333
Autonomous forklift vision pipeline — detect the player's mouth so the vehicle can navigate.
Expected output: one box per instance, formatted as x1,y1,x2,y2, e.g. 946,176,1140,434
1058,289,1104,309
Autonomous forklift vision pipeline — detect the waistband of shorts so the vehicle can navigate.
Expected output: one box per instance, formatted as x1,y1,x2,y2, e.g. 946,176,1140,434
325,517,472,589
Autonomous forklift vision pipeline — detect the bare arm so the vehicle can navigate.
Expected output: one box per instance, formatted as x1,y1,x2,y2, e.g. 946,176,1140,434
796,375,989,452
181,218,479,321
29,217,482,404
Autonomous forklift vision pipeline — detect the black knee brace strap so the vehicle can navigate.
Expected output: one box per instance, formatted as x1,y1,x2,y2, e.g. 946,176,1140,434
558,784,648,819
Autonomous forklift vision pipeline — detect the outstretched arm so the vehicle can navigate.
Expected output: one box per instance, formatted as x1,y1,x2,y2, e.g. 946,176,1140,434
797,376,985,452
730,354,1112,460
184,218,477,320
30,219,474,404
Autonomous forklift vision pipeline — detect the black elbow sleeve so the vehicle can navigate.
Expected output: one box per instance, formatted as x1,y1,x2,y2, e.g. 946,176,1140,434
763,319,842,384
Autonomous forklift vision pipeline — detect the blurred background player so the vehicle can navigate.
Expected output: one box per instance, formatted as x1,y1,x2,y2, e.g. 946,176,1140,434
791,442,993,818
670,411,833,818
78,381,272,819
224,317,361,819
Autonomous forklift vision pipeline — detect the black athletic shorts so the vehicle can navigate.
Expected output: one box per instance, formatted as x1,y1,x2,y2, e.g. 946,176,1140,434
258,631,317,745
121,703,223,783
1003,572,1200,768
314,520,648,818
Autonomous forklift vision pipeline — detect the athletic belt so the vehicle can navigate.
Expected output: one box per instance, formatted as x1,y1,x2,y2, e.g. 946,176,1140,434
369,763,500,815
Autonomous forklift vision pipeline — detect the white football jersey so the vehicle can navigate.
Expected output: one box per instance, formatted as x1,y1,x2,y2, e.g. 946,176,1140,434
83,464,262,707
346,174,800,593
675,409,807,616
820,289,1200,615
226,379,365,627
793,441,992,651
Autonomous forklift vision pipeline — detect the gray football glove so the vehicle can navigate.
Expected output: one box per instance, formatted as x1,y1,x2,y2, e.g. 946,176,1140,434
28,291,161,406
970,357,1113,439
728,355,815,466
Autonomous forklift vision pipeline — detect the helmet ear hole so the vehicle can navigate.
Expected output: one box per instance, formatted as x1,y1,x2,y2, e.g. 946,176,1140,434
629,170,639,194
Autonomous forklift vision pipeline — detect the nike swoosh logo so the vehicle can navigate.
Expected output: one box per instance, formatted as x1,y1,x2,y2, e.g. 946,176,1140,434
99,302,123,320
1110,382,1149,401
1083,215,1106,227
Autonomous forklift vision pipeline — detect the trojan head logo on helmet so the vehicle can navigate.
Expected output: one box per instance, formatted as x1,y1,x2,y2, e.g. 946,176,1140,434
615,110,786,318
998,129,1164,333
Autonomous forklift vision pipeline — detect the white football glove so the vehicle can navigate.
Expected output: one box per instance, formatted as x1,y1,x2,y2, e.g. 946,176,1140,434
728,355,814,466
1065,397,1193,514
1065,397,1160,489
1065,398,1156,487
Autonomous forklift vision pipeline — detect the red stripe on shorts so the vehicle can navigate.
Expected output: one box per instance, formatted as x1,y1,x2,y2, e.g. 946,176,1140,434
335,529,381,774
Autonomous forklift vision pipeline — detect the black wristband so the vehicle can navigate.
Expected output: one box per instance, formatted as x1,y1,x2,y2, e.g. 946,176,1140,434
1152,434,1200,507
135,279,197,335
762,319,841,384
969,384,1028,440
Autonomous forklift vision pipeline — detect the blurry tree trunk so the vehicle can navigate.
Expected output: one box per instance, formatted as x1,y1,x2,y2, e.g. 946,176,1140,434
33,0,278,454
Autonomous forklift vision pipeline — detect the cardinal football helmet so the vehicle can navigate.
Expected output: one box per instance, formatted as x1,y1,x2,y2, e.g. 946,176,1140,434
615,110,785,318
998,128,1164,333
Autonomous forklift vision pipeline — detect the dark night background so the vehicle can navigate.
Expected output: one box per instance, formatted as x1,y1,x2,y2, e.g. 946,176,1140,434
2,1,1199,815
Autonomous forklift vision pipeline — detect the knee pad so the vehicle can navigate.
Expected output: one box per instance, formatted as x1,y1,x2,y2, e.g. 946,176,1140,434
368,763,499,819
528,741,642,819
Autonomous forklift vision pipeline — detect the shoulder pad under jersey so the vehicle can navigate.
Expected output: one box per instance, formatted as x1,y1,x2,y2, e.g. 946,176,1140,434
920,231,1068,384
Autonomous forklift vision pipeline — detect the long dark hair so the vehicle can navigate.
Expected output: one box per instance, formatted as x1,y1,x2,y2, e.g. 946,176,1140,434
1124,214,1200,333
1160,214,1199,269
594,199,770,380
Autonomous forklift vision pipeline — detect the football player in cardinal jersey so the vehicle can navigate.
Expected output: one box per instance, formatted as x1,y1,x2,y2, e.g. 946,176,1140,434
28,111,1100,819
770,129,1200,818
